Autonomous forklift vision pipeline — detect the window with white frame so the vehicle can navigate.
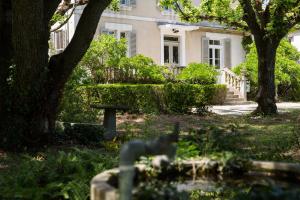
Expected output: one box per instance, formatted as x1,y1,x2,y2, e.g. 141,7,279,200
209,40,222,69
164,36,180,65
120,0,129,6
52,30,68,52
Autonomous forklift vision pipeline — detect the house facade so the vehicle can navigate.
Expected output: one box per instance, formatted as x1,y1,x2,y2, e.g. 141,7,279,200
52,0,248,102
289,30,300,53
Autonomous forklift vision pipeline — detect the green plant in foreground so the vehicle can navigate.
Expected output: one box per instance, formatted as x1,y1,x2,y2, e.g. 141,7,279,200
0,148,118,200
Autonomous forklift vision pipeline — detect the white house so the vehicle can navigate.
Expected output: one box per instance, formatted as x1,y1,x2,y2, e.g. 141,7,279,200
51,0,248,103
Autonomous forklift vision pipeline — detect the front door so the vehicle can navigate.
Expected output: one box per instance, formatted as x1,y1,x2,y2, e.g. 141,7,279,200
209,40,222,69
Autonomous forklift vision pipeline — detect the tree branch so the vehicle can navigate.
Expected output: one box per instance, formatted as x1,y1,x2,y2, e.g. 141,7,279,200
48,0,112,87
56,0,88,16
51,4,77,32
238,0,262,35
174,1,247,30
44,0,61,25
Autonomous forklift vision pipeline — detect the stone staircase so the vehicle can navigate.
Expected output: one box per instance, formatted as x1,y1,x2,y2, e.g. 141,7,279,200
217,68,248,105
224,91,247,105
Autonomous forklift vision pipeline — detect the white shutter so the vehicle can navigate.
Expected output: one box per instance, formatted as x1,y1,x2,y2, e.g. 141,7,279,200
129,31,137,57
202,37,209,64
224,38,231,68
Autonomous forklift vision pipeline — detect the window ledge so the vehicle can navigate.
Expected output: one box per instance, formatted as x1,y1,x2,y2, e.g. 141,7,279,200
161,10,176,16
120,5,133,11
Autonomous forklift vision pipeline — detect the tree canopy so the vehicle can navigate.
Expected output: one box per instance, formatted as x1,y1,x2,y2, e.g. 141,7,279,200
161,0,300,38
161,0,300,115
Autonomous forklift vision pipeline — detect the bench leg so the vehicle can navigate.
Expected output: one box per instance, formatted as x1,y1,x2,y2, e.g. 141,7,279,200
103,108,117,140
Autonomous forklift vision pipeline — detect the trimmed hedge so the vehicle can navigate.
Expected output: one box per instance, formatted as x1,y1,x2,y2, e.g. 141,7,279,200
78,83,227,114
54,122,105,145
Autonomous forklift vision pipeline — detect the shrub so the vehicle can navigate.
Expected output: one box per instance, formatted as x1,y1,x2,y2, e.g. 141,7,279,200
58,66,98,123
79,34,127,84
177,63,219,84
79,83,227,115
54,122,105,145
233,39,300,101
163,83,207,113
118,55,167,84
0,149,117,200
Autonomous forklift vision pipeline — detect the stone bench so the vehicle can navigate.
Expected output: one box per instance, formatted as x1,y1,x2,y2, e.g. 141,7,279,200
90,104,130,140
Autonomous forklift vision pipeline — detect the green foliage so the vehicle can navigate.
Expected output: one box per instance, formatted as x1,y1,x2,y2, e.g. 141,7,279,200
79,35,166,84
0,149,118,200
54,122,105,145
233,39,300,100
79,34,128,83
163,83,207,113
59,66,98,123
83,84,164,114
177,63,219,84
79,83,227,115
118,55,167,84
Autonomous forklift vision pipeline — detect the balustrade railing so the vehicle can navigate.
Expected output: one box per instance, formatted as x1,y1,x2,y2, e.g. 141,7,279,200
219,68,247,101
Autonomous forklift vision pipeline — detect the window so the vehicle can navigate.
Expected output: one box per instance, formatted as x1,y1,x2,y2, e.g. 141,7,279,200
164,36,180,65
120,0,129,6
209,40,222,68
53,30,68,51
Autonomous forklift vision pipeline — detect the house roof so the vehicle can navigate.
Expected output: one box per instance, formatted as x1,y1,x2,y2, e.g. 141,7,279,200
157,21,235,30
157,21,239,32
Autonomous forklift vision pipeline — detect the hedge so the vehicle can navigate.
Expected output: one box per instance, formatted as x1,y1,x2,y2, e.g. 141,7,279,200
54,122,105,145
78,83,227,115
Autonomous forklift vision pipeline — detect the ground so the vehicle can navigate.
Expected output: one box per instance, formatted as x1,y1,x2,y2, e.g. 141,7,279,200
116,110,300,161
211,102,300,115
1,109,300,199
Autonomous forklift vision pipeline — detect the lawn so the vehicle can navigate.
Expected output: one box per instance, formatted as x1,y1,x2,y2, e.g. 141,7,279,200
1,111,300,199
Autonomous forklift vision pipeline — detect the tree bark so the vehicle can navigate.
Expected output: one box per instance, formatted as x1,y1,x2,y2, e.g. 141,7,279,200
0,0,112,151
254,39,279,115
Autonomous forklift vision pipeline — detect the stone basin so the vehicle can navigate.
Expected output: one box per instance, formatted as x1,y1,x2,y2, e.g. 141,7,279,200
90,158,300,200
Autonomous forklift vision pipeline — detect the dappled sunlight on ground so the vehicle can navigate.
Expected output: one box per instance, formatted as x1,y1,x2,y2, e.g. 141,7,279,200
115,110,300,161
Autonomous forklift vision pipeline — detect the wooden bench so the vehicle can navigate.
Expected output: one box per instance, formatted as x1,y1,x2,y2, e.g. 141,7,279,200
90,104,130,140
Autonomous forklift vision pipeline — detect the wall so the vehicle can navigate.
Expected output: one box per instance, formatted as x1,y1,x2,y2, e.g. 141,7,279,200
186,31,205,64
98,17,162,65
206,32,245,68
291,32,300,52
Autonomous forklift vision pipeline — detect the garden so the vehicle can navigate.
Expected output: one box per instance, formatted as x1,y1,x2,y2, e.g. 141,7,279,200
1,33,300,199
2,0,300,200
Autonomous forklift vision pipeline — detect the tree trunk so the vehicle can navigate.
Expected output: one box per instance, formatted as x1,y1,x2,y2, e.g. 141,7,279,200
254,40,278,115
0,0,112,151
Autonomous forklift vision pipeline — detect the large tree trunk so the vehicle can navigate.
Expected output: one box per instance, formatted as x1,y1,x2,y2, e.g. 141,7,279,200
0,0,112,151
0,0,53,150
254,40,279,115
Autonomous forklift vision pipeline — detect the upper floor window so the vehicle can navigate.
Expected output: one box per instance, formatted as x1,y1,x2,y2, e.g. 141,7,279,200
51,30,68,53
120,0,130,6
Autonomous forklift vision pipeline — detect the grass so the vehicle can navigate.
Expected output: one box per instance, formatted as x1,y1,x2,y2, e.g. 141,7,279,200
1,110,300,199
117,110,300,161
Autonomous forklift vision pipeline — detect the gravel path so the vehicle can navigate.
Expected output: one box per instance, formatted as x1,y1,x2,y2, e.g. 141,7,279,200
210,102,300,115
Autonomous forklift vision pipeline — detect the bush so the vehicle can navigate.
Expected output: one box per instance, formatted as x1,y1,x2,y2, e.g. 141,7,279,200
58,66,98,123
177,63,219,84
54,122,105,145
118,55,167,84
79,83,227,115
0,149,117,200
233,39,300,101
79,34,127,83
